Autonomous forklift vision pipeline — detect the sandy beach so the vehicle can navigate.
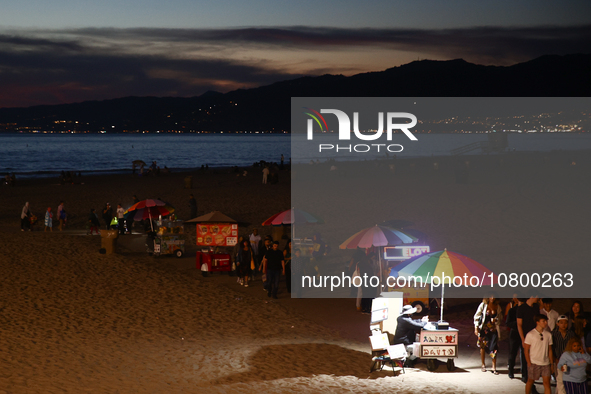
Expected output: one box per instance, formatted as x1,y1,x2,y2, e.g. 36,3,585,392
1,152,590,393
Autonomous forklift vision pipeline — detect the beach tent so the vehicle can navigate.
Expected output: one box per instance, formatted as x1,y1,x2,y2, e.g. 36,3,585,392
185,211,237,224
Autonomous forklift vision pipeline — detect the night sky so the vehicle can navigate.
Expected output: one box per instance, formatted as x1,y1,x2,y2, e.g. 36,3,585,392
1,0,589,108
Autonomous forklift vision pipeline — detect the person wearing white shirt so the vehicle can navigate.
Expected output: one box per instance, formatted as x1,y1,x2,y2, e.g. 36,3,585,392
540,298,560,332
524,314,554,394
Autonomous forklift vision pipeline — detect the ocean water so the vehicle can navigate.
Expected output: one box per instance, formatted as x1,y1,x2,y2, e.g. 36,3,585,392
0,133,291,177
1,133,590,178
293,132,591,162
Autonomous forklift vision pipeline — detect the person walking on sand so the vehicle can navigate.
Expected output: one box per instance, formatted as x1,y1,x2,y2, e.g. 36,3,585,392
553,315,574,394
189,194,197,219
262,166,269,184
44,207,53,232
249,228,262,276
258,237,272,287
116,204,125,235
557,338,591,394
102,203,113,230
474,297,503,375
518,296,540,389
261,241,284,299
507,297,524,379
57,201,66,231
20,202,32,231
524,314,554,394
284,240,292,293
236,239,254,287
540,298,560,332
88,208,100,235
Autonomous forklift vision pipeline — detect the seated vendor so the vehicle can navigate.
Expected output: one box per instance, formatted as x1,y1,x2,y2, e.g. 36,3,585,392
392,305,429,346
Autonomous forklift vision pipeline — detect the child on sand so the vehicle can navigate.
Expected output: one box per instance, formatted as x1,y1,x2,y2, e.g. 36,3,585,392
44,207,53,232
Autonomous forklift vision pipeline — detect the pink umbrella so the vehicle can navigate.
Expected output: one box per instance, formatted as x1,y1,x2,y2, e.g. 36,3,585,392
261,208,324,226
339,225,418,249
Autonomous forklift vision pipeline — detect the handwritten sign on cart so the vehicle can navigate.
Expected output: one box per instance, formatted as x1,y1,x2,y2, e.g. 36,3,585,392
421,332,457,345
421,345,457,358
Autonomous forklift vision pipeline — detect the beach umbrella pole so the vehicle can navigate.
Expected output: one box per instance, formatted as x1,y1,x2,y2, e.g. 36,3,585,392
440,284,445,322
379,247,383,292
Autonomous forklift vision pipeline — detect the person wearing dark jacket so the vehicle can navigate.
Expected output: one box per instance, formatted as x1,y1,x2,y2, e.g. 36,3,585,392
358,254,376,314
393,305,429,346
102,203,113,230
506,298,524,379
189,194,197,219
87,208,101,235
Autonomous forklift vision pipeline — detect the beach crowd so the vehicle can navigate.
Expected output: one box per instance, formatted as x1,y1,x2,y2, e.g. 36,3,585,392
475,297,591,394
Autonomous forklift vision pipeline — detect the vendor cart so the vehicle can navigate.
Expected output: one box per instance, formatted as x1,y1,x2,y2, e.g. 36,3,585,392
196,248,232,274
152,219,185,258
418,324,459,371
185,211,239,276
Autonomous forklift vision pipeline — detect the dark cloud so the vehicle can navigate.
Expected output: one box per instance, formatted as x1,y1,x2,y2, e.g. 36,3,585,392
64,25,591,62
0,25,589,107
0,38,300,107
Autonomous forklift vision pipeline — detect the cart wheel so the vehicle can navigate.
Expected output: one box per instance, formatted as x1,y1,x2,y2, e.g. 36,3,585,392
446,358,455,371
175,249,183,258
412,301,425,314
427,359,437,371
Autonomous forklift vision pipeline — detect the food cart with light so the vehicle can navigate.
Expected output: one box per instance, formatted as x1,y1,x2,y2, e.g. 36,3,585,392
389,249,496,371
153,219,185,258
186,211,238,275
418,322,459,371
385,246,459,371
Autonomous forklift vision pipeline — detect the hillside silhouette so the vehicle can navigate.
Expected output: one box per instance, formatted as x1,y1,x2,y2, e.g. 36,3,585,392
1,54,589,132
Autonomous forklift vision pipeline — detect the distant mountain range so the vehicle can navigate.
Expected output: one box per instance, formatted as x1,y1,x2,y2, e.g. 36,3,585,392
1,54,590,133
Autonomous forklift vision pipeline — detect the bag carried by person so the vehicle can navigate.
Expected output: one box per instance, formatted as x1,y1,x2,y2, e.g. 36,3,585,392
110,217,118,227
251,259,255,270
352,265,360,280
60,210,67,220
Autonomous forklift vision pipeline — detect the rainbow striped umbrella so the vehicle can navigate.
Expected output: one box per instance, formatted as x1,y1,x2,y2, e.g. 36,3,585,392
392,249,496,321
261,208,324,226
339,225,418,249
393,249,496,284
123,199,175,231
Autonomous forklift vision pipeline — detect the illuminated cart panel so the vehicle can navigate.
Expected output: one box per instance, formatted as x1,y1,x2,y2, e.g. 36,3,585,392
154,220,185,258
419,327,458,371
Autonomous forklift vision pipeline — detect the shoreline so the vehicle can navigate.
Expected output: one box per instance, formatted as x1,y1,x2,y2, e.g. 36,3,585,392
7,147,591,179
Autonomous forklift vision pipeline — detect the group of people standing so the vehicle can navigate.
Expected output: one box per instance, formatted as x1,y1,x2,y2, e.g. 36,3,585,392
19,201,66,232
476,297,591,394
89,202,130,235
233,229,293,299
22,199,134,235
